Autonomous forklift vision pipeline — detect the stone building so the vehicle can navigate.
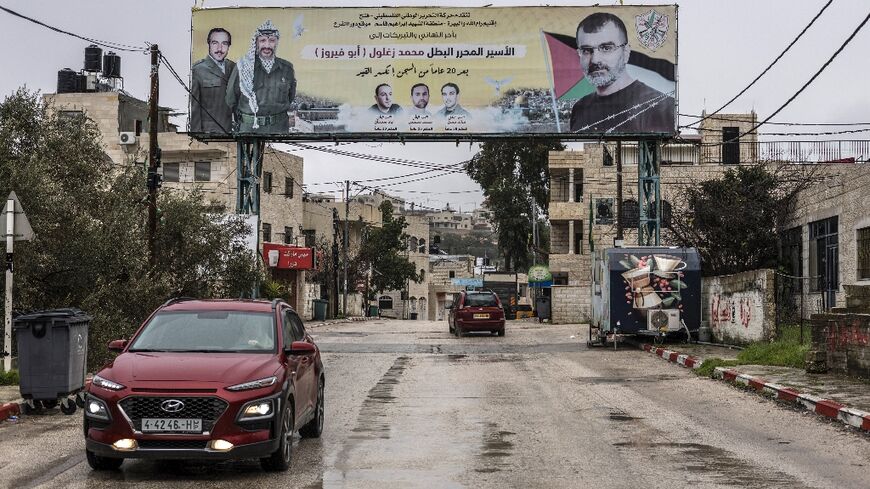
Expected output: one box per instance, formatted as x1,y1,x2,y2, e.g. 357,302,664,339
427,255,476,321
44,91,310,315
377,213,430,320
546,113,870,323
302,192,383,317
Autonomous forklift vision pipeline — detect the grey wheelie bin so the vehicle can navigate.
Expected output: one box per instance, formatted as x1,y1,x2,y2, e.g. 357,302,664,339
14,308,91,414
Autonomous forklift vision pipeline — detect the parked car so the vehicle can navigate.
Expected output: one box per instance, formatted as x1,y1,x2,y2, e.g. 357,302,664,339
448,290,506,337
83,298,325,472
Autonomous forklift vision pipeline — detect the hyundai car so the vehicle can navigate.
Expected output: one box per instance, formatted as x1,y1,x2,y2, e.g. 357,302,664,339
83,298,324,472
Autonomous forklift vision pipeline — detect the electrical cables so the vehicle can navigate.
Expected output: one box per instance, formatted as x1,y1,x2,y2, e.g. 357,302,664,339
680,0,834,129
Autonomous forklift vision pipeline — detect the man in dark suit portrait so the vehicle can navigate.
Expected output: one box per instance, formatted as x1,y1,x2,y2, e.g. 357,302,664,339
190,27,235,133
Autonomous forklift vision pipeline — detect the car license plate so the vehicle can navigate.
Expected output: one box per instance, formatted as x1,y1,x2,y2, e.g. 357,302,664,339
141,418,202,433
473,313,489,319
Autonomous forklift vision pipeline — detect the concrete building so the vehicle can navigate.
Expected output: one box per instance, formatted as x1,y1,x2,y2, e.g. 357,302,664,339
377,212,430,320
428,255,476,321
546,113,870,323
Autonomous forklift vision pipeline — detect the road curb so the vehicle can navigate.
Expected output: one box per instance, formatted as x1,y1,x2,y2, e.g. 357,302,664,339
308,316,381,328
642,343,702,369
641,343,870,433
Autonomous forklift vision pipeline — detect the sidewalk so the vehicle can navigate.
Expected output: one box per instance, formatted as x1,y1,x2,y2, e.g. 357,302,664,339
642,342,870,432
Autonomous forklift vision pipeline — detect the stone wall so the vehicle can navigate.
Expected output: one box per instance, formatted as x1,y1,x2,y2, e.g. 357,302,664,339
809,313,870,378
551,285,588,324
702,269,776,345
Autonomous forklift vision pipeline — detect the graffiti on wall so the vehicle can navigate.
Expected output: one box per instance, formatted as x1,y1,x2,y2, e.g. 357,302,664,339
827,321,870,350
709,293,763,341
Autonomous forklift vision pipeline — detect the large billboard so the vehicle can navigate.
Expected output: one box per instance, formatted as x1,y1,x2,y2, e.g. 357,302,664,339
190,5,677,140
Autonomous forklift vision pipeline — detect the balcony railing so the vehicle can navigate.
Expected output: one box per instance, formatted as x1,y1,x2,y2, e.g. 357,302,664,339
614,140,870,165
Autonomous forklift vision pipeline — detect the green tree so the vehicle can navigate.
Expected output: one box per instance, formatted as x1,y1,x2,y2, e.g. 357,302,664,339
358,201,420,294
465,139,565,271
668,164,815,277
0,88,259,368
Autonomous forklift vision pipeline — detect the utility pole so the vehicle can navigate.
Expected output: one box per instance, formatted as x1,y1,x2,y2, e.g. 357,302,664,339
342,180,350,316
615,141,624,246
331,208,340,318
147,44,160,268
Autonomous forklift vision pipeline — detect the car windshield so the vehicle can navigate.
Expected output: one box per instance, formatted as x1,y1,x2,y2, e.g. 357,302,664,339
465,293,499,307
129,311,276,353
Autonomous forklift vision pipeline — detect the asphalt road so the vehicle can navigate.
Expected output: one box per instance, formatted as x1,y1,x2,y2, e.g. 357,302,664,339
0,319,867,488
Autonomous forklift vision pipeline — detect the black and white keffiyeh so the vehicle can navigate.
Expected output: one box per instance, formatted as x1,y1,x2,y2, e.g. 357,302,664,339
238,19,280,128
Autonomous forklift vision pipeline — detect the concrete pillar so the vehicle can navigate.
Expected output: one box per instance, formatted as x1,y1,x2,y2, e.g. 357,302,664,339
568,169,575,202
569,220,575,254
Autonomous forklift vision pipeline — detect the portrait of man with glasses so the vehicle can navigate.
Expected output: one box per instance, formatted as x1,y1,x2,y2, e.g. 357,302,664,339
569,12,674,134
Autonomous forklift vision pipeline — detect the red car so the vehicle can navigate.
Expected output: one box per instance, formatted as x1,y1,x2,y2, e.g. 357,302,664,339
83,298,324,472
448,290,506,337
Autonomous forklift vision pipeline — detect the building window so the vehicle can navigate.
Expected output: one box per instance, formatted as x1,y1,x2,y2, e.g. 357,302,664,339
419,269,426,281
595,198,614,225
574,169,583,202
163,162,180,182
808,216,838,296
58,110,84,121
262,222,272,243
135,119,143,136
285,177,294,199
574,221,584,255
449,270,455,279
378,295,393,310
302,229,316,247
194,161,211,182
857,227,870,280
263,172,273,194
722,126,740,164
779,226,803,292
284,226,293,244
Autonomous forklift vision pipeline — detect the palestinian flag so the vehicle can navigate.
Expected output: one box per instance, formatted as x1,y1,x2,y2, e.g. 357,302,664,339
542,31,676,101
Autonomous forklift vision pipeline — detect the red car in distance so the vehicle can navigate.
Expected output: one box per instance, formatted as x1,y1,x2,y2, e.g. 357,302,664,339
448,290,506,337
83,298,324,472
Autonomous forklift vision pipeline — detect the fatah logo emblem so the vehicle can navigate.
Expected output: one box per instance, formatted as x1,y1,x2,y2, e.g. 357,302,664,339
635,9,669,51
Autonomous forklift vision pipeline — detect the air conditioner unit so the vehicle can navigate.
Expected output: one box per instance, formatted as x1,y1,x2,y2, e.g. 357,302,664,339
648,309,681,332
119,132,137,145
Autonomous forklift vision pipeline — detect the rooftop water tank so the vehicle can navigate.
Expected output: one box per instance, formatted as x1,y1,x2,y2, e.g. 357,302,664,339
57,69,79,94
84,45,102,72
102,52,121,78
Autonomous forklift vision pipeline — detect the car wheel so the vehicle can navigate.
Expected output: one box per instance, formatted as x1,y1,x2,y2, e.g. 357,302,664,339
86,449,123,470
299,377,324,439
497,329,505,337
261,399,294,471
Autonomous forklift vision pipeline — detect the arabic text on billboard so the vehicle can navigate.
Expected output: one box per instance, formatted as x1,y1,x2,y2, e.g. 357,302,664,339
190,6,677,139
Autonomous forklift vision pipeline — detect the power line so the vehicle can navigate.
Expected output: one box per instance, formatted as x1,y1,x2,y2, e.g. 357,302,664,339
0,5,147,52
681,0,834,129
678,113,870,127
724,10,870,145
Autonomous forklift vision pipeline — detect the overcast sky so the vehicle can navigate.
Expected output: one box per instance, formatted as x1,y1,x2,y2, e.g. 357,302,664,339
2,0,868,209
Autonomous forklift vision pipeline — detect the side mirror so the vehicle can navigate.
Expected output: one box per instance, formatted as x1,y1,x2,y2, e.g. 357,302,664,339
107,339,128,353
286,341,316,356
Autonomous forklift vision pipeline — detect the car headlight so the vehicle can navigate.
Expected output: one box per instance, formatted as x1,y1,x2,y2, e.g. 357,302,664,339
239,399,275,420
85,396,110,421
92,375,125,391
226,376,277,392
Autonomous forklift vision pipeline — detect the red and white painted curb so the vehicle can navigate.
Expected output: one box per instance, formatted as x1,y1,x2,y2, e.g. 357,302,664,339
642,344,702,369
641,343,870,433
713,367,870,432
